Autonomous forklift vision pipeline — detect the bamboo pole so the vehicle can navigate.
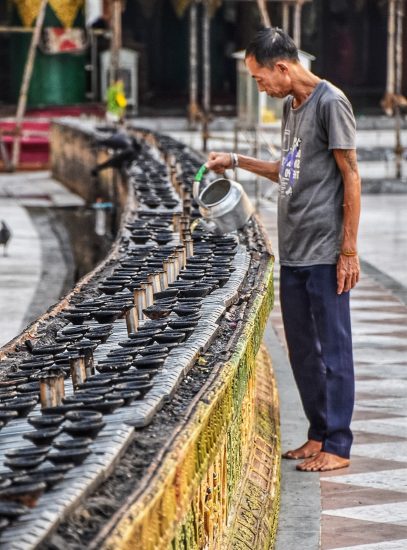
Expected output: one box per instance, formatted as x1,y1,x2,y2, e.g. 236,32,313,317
386,0,396,99
11,0,48,171
395,0,403,97
188,0,199,127
282,2,290,33
0,26,34,33
110,0,122,84
395,0,404,178
293,0,304,47
381,0,396,115
256,0,271,27
0,131,11,171
202,0,210,152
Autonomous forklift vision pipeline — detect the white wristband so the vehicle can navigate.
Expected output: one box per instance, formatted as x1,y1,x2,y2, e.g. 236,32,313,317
231,152,239,169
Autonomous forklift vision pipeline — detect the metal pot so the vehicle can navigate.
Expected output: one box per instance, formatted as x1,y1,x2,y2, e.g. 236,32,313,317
197,175,254,234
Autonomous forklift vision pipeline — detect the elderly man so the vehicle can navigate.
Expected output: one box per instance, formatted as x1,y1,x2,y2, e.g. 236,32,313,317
206,27,361,472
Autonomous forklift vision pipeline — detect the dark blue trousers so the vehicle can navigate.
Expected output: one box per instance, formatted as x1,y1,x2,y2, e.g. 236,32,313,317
280,265,354,458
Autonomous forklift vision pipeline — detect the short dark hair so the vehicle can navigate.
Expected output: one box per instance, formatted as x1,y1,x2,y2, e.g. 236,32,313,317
245,27,299,67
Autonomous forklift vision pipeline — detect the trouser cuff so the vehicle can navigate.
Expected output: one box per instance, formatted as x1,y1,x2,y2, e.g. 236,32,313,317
308,429,324,443
322,440,351,459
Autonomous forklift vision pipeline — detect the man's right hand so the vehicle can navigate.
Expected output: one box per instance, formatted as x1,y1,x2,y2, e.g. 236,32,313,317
206,151,280,182
206,151,232,174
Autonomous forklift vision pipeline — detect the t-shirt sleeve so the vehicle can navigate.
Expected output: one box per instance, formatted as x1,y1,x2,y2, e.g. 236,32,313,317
320,94,356,150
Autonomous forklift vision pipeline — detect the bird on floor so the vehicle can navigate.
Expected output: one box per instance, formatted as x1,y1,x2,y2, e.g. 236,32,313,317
0,220,11,256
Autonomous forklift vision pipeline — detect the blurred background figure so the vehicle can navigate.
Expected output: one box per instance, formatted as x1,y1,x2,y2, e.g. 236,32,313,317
0,220,11,256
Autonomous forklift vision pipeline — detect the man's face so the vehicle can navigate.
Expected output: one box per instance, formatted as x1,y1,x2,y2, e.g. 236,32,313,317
245,55,291,98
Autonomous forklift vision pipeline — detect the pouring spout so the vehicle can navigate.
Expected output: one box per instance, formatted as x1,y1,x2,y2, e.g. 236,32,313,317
194,164,207,183
193,164,208,203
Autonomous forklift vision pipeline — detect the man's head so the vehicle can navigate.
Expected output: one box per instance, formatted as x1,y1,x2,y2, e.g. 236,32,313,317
245,27,299,67
245,27,299,98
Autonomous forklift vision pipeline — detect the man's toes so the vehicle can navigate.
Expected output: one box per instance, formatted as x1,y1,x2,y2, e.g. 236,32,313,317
310,462,323,471
296,452,350,472
299,462,322,472
296,458,316,471
297,463,313,471
296,453,323,471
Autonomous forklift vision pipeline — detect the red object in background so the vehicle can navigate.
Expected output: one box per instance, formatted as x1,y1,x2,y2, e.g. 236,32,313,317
1,120,49,168
40,28,87,54
0,105,105,170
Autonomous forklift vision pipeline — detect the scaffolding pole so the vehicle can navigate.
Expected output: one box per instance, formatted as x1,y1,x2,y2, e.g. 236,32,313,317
293,0,304,47
110,0,122,84
202,0,211,152
386,0,396,101
256,0,271,27
395,0,404,178
11,0,48,171
282,2,290,33
188,1,199,127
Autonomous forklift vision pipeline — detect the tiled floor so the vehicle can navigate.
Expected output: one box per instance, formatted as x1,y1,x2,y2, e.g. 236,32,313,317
0,172,84,347
0,198,42,346
258,194,407,550
1,162,406,549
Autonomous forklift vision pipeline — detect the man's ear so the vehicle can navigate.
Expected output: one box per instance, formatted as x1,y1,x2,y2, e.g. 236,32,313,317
275,61,289,74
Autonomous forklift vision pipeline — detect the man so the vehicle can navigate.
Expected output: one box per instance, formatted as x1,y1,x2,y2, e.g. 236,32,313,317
206,27,361,472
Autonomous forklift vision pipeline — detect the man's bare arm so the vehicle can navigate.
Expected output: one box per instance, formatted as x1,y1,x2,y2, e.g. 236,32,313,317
206,151,280,183
333,148,361,294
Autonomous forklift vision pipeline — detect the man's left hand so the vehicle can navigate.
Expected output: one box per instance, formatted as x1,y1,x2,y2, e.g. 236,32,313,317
337,254,360,294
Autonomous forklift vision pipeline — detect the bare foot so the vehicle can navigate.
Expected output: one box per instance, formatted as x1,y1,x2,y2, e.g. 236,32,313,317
296,451,350,472
282,439,322,460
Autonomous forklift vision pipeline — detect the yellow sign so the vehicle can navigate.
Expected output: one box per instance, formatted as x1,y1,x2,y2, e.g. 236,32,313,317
48,0,84,28
13,0,84,28
13,0,42,27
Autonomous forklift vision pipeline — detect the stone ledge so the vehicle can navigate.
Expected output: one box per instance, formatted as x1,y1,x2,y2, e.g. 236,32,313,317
94,261,276,550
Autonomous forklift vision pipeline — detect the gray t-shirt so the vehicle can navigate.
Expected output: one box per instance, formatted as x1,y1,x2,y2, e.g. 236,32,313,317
278,79,356,266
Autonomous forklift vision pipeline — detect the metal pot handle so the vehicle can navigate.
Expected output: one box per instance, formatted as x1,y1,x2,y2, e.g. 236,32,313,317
193,164,232,202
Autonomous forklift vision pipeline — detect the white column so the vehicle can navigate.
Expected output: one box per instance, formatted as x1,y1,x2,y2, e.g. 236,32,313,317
86,0,103,25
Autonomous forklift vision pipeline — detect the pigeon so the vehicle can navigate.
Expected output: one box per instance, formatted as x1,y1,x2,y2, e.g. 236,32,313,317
93,132,140,151
0,220,11,256
91,147,140,176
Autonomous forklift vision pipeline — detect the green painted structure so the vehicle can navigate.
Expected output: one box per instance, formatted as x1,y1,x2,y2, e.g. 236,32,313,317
10,5,86,107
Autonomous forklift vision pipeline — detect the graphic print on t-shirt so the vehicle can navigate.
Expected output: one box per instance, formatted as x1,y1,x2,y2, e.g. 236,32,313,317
279,128,302,197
